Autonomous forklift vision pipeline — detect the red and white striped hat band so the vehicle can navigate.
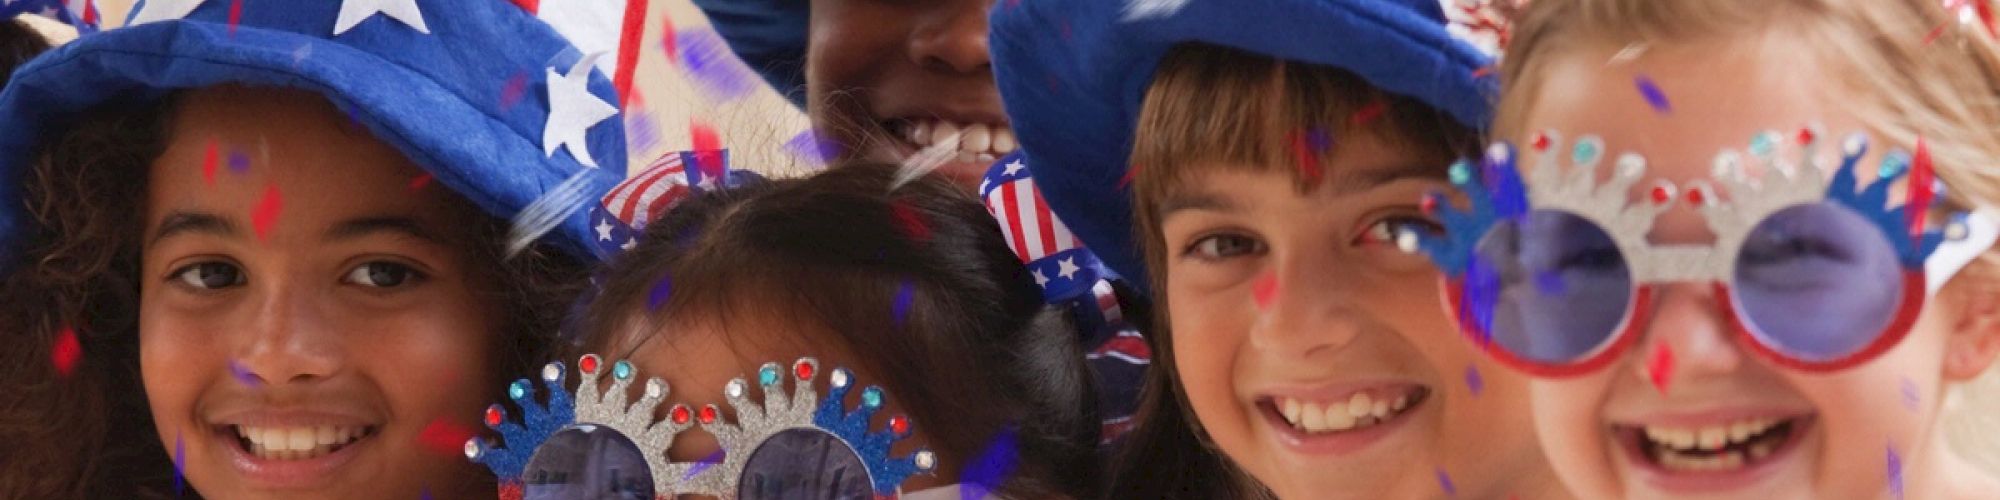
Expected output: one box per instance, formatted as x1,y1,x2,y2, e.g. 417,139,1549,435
601,151,695,231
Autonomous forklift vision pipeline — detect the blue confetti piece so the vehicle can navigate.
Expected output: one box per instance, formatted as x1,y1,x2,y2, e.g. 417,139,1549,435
1464,365,1484,397
625,107,660,155
1900,377,1919,411
677,29,756,102
1532,269,1566,296
783,129,843,169
1435,467,1456,497
174,430,187,497
1888,446,1904,499
961,426,1020,500
893,281,914,329
1303,126,1334,153
1635,75,1671,114
647,277,673,311
680,449,725,481
420,486,432,500
227,150,250,174
228,359,260,387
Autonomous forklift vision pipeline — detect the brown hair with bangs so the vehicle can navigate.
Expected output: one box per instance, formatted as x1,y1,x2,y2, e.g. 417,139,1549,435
1108,43,1477,497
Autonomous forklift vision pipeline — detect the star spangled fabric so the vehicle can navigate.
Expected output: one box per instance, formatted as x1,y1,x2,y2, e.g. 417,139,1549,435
0,0,98,31
588,149,764,257
981,152,1150,445
515,0,649,105
0,0,630,269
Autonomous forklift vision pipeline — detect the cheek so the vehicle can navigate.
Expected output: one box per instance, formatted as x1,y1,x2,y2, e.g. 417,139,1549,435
1167,292,1251,438
1531,377,1618,493
367,302,495,420
139,296,224,430
805,7,905,93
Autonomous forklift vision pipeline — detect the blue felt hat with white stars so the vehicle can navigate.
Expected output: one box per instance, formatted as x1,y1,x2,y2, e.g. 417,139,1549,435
0,0,630,268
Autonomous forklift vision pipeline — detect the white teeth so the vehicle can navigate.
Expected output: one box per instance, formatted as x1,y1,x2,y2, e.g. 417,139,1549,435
1275,391,1420,434
287,428,315,451
315,426,337,445
1642,418,1784,453
239,425,368,460
904,119,1015,156
1697,427,1728,450
992,129,1017,154
961,124,992,153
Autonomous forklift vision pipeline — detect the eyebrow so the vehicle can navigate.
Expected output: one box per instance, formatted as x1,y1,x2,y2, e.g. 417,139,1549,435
1157,191,1239,216
326,216,445,244
1323,162,1447,197
149,211,238,246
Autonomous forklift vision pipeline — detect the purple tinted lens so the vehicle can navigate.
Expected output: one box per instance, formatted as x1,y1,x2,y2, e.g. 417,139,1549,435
1467,210,1634,364
1733,202,1903,362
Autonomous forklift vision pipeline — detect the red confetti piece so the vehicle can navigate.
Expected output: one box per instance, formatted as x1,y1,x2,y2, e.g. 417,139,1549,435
1471,65,1496,78
1647,343,1675,394
1350,100,1387,126
1907,137,1936,241
510,0,540,13
498,72,529,111
407,173,433,192
50,325,81,377
227,0,244,34
251,184,283,241
659,12,679,61
1925,22,1951,45
202,140,219,185
1252,272,1279,310
690,119,723,179
416,418,476,456
1290,130,1323,185
890,200,931,242
1117,164,1142,190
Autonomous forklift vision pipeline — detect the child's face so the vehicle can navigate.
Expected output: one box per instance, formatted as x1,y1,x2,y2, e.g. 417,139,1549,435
1157,135,1551,498
1515,40,1989,499
806,0,1013,189
139,88,498,499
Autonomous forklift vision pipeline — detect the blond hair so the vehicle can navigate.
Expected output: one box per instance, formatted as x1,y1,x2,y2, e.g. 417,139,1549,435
1497,0,2000,476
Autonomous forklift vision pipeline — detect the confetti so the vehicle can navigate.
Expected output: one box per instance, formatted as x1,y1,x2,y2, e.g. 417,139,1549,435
676,29,756,102
174,430,187,497
1350,100,1387,126
960,426,1020,500
1252,272,1279,310
782,129,841,169
1900,377,1919,411
1635,75,1671,114
50,325,81,377
1289,130,1323,185
407,173,433,192
251,184,284,241
227,149,251,174
497,71,528,111
228,359,260,387
202,140,219,185
890,200,931,243
1464,364,1484,397
1117,163,1142,190
689,119,723,182
1907,137,1936,241
1647,343,1675,394
646,277,672,311
416,418,476,456
893,281,915,329
1532,269,1566,296
658,12,679,60
227,0,243,34
421,486,432,500
624,106,660,155
1887,445,1904,500
1435,467,1457,496
679,449,725,481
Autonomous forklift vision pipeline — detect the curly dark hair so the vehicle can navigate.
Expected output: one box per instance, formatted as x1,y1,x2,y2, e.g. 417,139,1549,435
0,93,592,499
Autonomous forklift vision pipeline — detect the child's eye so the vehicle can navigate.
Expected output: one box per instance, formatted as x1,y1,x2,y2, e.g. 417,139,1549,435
1358,216,1441,254
342,262,426,288
171,262,247,290
1185,233,1264,260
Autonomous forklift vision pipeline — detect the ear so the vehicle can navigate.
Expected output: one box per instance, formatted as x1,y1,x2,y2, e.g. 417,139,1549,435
1943,262,2000,381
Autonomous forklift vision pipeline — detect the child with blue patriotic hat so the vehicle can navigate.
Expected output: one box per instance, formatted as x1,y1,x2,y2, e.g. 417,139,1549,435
993,0,1571,497
0,0,626,497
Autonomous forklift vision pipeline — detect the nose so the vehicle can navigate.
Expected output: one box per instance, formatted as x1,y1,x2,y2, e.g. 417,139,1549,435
1632,283,1742,387
233,284,342,385
1247,260,1369,360
906,0,992,75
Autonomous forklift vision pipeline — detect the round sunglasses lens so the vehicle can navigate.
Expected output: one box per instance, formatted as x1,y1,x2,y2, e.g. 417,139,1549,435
1733,202,1904,362
1466,210,1634,365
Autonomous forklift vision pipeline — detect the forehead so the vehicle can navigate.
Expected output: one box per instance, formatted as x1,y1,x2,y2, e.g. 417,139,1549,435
1517,37,1867,182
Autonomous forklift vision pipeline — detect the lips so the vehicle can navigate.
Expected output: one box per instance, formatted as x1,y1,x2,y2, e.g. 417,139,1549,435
1608,409,1816,493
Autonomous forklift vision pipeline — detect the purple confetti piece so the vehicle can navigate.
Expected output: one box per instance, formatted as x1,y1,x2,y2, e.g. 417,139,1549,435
782,129,843,169
677,29,755,102
961,426,1020,500
625,107,660,155
1887,446,1904,500
1435,467,1457,497
227,150,251,174
421,486,432,500
174,430,187,497
893,281,915,329
647,277,673,311
680,449,726,481
1532,269,1566,296
1900,377,1919,411
228,359,260,387
1303,126,1334,153
1464,365,1484,397
1635,75,1671,114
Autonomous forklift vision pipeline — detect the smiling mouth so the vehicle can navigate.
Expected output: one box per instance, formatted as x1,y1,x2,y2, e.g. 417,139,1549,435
887,118,1017,163
1265,386,1430,435
230,425,377,461
1619,415,1810,472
